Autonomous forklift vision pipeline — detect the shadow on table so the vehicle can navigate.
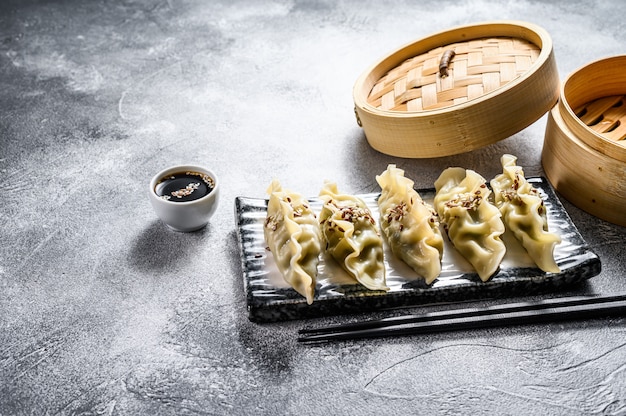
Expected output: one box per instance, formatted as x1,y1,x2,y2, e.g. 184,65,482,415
128,219,211,272
226,229,302,376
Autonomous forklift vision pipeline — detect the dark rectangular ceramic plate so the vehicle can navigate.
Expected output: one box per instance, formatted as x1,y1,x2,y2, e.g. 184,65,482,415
234,177,601,323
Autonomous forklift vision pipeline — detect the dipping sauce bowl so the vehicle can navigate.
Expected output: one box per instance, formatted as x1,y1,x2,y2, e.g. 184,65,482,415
148,165,219,232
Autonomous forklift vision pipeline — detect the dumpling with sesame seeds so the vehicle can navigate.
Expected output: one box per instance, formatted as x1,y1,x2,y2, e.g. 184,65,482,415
434,167,506,282
376,164,444,284
263,180,322,304
491,154,561,273
319,181,389,292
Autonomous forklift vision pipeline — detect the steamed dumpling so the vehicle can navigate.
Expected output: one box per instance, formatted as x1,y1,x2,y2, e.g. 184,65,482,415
376,164,444,284
264,180,322,304
434,168,506,281
491,154,561,273
319,181,388,292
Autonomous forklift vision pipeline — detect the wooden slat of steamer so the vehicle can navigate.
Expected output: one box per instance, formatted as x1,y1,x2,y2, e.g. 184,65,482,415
602,104,626,142
575,95,622,125
575,95,626,142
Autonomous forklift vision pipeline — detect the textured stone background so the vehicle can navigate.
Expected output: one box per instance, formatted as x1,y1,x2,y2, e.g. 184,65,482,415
2,1,626,414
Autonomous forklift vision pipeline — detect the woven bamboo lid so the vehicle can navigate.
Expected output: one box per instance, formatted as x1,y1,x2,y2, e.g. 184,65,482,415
353,21,559,158
542,55,626,227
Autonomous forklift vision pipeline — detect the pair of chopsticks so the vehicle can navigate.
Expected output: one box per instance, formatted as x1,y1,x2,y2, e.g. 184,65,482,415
298,293,626,343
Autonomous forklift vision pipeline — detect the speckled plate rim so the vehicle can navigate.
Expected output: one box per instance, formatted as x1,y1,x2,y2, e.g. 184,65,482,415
234,178,601,323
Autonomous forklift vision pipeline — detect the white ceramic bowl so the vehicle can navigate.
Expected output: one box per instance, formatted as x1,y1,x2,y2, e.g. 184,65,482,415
148,165,219,232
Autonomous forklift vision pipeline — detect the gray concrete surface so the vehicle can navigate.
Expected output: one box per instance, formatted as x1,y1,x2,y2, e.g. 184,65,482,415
2,0,626,414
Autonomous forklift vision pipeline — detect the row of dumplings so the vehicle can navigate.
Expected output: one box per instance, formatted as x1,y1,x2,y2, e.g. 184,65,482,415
263,154,561,304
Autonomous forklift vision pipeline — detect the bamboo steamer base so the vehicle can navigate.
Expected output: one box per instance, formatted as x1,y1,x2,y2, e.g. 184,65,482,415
353,21,559,158
542,105,626,227
558,55,626,162
543,55,626,227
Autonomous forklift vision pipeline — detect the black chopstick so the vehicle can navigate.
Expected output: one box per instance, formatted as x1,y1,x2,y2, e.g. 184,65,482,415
299,293,625,335
298,294,626,343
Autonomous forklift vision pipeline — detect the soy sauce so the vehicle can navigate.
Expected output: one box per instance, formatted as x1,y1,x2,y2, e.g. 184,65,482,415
154,171,214,202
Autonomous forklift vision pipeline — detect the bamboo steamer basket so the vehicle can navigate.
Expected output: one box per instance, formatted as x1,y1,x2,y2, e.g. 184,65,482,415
353,21,560,158
542,55,626,227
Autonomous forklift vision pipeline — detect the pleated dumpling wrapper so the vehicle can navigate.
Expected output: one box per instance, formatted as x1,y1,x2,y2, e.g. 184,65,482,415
264,180,322,304
319,181,389,292
434,168,506,282
490,154,561,273
376,165,444,284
